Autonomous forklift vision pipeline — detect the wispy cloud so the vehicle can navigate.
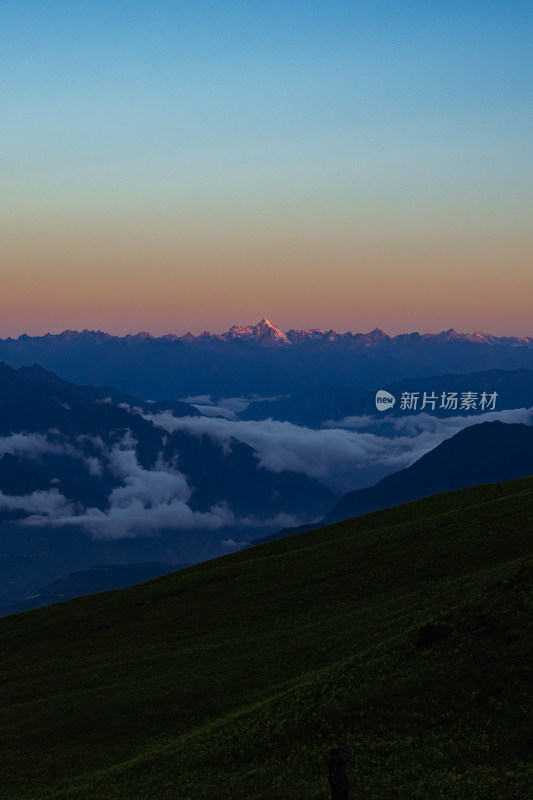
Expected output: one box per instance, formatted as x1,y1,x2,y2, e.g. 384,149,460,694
180,395,214,405
222,537,250,548
1,436,307,540
0,432,75,459
0,488,76,516
190,404,239,420
184,394,276,420
12,439,235,539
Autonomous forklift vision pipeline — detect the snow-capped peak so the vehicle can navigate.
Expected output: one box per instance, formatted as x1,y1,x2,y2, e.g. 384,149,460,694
224,319,291,346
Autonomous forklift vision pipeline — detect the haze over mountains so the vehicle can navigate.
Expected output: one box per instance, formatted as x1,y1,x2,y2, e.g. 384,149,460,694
242,367,533,427
2,319,533,398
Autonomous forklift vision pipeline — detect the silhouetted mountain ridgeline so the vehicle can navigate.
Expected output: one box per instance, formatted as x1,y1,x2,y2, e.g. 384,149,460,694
325,421,533,523
1,320,533,397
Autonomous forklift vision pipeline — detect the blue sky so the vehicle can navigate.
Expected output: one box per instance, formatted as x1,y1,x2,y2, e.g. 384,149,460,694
1,1,532,336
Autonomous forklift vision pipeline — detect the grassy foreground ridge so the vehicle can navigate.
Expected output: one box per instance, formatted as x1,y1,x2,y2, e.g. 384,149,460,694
1,477,532,799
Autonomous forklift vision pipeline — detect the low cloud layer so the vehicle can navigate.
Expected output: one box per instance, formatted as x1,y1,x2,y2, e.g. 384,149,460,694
1,406,531,540
144,407,533,494
0,434,310,539
184,394,275,420
0,488,75,517
0,432,75,459
190,404,239,420
0,431,110,477
0,437,237,539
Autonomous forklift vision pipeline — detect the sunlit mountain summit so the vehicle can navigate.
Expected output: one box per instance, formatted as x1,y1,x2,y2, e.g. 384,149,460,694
222,317,291,346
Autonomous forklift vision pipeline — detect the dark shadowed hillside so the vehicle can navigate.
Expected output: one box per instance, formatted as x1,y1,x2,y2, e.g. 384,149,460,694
325,421,533,523
0,477,531,799
0,562,185,616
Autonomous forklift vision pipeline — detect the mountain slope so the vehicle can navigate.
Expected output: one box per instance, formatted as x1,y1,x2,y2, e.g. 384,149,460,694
324,421,533,524
0,476,531,799
0,363,337,607
0,562,185,616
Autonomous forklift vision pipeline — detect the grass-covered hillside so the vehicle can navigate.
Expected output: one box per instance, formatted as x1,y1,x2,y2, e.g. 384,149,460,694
1,478,532,799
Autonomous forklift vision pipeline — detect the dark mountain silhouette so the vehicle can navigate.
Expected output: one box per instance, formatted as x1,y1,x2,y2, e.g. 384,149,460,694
242,368,533,427
0,363,338,607
161,429,336,518
1,322,533,398
0,453,51,495
0,361,336,518
240,384,367,427
16,362,201,419
324,421,533,523
0,521,212,608
0,361,183,444
362,367,533,421
249,419,533,547
0,452,108,512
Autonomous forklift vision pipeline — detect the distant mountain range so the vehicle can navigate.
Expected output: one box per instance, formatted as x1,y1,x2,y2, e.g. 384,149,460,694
2,319,533,398
242,368,533,427
9,318,533,348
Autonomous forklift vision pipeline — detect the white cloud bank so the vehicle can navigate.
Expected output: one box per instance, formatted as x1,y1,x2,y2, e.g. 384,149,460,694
2,439,236,539
1,407,531,539
143,407,533,494
0,436,309,539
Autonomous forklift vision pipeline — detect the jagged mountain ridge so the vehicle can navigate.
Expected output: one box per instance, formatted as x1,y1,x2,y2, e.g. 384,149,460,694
2,320,533,398
6,318,533,348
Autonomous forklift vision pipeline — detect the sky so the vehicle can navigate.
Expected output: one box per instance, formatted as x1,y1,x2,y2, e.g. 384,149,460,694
2,1,532,338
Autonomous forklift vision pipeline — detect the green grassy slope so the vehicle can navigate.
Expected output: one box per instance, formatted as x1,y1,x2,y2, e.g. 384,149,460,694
1,478,532,800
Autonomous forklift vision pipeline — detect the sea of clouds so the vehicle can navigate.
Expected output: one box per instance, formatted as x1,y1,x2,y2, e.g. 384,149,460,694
0,405,531,541
143,405,533,494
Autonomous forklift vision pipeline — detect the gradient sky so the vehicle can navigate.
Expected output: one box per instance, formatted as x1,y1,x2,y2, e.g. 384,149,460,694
2,1,532,337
